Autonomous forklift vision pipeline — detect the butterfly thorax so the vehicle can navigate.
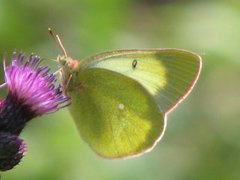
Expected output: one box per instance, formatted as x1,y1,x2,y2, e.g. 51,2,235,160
57,55,80,94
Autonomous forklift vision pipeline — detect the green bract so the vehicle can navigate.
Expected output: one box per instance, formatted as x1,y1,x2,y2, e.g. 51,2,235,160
58,49,202,158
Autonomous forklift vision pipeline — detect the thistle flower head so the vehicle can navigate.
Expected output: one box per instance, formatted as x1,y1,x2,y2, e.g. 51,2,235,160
0,51,70,171
0,51,70,134
4,52,69,116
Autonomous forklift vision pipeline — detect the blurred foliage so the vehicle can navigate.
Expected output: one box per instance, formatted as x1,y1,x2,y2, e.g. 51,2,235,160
0,0,240,179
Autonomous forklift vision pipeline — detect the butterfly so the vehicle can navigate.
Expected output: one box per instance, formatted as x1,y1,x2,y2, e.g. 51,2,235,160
49,28,202,159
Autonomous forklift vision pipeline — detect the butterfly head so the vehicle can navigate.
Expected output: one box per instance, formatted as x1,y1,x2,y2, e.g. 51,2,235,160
57,54,80,94
48,28,80,93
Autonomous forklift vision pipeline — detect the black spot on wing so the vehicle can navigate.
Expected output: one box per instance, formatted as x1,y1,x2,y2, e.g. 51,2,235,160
132,59,138,69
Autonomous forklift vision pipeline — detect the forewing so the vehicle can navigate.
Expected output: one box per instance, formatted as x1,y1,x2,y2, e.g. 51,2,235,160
79,49,202,113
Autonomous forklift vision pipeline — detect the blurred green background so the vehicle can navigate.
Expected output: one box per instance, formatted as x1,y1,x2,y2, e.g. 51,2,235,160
0,0,240,179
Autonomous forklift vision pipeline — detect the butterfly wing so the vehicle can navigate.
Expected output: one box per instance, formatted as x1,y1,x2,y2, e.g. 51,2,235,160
66,48,201,158
68,68,165,158
79,49,202,113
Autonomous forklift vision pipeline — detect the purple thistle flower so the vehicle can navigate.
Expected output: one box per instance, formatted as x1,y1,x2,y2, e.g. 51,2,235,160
0,51,70,171
0,51,70,134
4,52,70,116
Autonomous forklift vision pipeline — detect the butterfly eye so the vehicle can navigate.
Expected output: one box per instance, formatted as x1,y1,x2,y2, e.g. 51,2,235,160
132,59,138,69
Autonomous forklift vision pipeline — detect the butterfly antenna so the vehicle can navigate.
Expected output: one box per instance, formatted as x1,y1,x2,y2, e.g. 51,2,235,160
48,28,68,57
